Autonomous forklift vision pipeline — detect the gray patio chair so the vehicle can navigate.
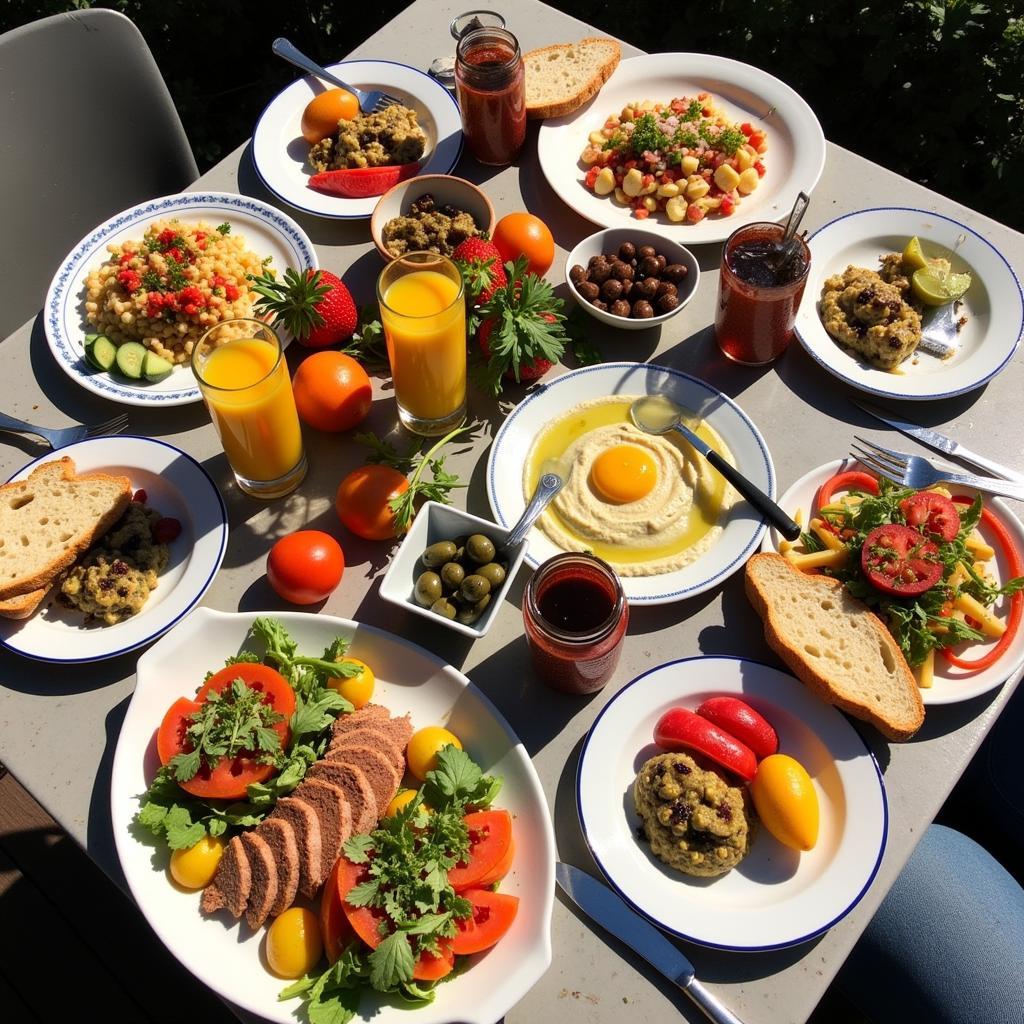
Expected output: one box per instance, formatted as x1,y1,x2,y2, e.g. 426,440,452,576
0,8,199,339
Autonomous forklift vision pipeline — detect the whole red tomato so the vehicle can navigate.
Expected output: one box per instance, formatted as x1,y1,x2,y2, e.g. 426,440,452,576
267,530,345,604
492,213,555,277
336,464,410,541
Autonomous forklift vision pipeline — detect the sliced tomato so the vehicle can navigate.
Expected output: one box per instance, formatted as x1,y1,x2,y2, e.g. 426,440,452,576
308,162,420,199
900,491,961,542
449,889,519,956
156,696,201,766
320,858,354,963
474,836,515,888
861,524,941,597
815,470,879,511
336,854,386,949
447,810,513,893
195,662,297,720
412,940,454,981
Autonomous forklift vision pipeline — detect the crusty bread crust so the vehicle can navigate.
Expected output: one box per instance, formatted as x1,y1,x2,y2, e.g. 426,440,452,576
744,553,924,742
524,37,621,120
0,584,50,619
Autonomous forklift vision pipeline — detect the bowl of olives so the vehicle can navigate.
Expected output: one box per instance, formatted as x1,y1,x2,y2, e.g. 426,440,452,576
378,500,530,638
564,227,700,331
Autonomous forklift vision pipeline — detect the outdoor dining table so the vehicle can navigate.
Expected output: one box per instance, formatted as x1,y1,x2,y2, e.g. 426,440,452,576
1,1,1022,1021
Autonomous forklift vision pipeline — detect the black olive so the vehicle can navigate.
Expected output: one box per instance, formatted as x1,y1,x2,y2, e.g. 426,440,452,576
602,278,624,301
569,264,587,285
618,241,637,261
632,300,655,319
577,280,601,301
638,244,657,259
412,193,435,213
658,293,681,313
414,571,443,606
610,299,632,317
655,280,678,299
663,263,689,282
639,256,660,277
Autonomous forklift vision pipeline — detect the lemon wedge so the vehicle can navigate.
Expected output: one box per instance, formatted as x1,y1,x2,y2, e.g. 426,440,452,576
902,236,928,271
911,266,972,306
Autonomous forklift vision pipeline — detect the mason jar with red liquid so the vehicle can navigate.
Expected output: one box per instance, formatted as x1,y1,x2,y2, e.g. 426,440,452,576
454,26,526,166
523,553,628,694
714,221,811,366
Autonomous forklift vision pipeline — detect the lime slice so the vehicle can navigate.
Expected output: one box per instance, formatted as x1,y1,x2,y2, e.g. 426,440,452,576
926,255,952,278
902,236,928,271
911,267,972,306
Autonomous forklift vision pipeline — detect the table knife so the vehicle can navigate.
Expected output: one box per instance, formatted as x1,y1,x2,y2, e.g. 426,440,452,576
555,863,745,1024
853,399,1024,484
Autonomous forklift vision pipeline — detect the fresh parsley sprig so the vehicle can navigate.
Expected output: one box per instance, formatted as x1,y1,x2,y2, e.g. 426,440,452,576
338,306,390,372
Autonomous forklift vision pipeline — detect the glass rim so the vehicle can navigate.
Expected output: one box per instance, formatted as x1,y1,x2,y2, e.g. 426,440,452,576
191,317,282,393
376,251,466,318
456,25,521,67
722,220,811,290
525,551,626,644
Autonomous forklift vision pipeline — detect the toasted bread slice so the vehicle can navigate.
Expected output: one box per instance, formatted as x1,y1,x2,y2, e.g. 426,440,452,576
744,552,924,742
0,584,50,619
0,458,131,601
524,38,621,120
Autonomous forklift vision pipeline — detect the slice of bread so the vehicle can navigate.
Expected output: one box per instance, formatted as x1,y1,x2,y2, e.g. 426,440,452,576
0,584,50,619
744,552,925,742
0,457,131,601
524,38,621,120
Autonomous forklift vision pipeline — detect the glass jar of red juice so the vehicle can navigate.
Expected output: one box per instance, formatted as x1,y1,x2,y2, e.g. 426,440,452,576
523,553,628,694
714,221,811,366
455,26,526,166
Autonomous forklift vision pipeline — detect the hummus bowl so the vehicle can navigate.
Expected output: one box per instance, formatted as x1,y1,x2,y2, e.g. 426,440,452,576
487,362,775,604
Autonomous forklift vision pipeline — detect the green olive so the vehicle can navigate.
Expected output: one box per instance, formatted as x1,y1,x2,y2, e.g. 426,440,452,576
456,593,491,625
422,540,458,568
429,597,458,619
440,561,465,589
476,562,506,588
414,571,443,606
461,574,492,603
465,534,496,564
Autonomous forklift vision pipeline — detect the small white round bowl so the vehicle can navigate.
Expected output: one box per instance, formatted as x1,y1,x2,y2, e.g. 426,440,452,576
371,174,496,261
565,227,700,331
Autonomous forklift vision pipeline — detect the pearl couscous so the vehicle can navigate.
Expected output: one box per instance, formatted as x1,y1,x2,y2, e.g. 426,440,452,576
84,220,269,365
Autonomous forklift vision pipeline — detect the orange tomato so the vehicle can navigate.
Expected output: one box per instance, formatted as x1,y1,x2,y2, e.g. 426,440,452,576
336,464,409,540
301,88,360,144
292,351,372,433
492,213,555,276
749,754,819,852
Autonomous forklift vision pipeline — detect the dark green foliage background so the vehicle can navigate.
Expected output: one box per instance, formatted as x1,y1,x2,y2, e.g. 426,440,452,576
5,0,1023,231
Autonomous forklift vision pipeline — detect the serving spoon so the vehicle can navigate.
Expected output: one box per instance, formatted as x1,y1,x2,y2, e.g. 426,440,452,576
630,395,802,541
500,457,572,553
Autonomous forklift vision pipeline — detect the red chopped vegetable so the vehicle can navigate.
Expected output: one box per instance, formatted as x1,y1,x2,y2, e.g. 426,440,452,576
308,162,420,199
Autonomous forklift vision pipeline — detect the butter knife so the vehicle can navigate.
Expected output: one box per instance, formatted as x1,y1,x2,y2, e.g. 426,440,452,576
556,862,745,1024
853,399,1024,484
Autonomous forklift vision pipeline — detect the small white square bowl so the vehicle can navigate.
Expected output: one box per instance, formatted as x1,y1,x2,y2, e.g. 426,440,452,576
379,501,529,638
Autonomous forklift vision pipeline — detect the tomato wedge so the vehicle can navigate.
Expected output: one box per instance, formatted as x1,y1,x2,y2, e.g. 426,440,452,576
336,854,386,949
447,810,514,892
900,491,961,542
320,858,354,964
474,836,515,888
815,470,880,511
308,162,420,199
860,523,941,597
412,941,454,981
156,696,201,765
449,889,519,956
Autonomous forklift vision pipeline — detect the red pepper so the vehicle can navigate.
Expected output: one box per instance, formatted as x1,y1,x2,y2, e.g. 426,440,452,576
814,470,880,512
308,162,420,199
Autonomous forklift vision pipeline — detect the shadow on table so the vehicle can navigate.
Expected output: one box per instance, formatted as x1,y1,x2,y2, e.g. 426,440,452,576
0,646,140,698
86,694,132,881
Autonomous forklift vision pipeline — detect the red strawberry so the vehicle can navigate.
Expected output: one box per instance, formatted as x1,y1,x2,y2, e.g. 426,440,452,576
452,237,507,307
249,267,358,348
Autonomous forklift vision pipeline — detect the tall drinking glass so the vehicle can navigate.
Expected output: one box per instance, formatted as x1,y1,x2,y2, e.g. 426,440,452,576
377,252,467,436
192,318,307,499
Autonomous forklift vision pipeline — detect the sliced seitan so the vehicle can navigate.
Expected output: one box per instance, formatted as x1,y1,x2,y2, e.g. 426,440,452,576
306,760,378,834
256,816,300,917
330,703,390,740
200,835,251,919
327,726,405,773
328,745,401,819
292,776,353,887
240,831,279,930
270,795,324,900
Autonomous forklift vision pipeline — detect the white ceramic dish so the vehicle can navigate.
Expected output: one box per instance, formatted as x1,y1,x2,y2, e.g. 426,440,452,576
0,436,227,662
370,174,496,260
795,207,1023,400
564,227,699,330
537,52,825,244
44,192,317,407
763,458,1024,705
578,656,887,951
379,500,529,639
252,60,463,220
110,607,554,1024
486,362,775,605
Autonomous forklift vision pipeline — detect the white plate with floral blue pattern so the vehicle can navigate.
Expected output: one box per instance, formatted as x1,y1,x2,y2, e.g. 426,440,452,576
44,192,317,407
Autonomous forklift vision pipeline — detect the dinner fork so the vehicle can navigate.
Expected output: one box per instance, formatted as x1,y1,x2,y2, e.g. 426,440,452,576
272,38,404,113
0,412,129,450
850,436,1024,502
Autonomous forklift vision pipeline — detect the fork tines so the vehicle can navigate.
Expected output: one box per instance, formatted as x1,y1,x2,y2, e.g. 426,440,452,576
373,96,402,112
87,413,130,438
849,439,904,485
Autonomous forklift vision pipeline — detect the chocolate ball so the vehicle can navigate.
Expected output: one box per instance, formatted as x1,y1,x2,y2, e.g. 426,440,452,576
633,277,659,300
610,299,632,317
577,280,600,301
569,264,587,285
588,254,608,269
658,293,680,313
654,253,668,271
618,241,637,262
663,263,689,282
632,300,655,319
589,262,611,285
639,255,660,277
591,299,608,312
638,244,657,259
601,278,624,301
610,260,634,281
655,280,678,299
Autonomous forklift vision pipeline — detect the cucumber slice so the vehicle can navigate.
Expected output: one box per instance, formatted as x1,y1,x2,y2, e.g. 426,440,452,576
115,340,147,380
85,334,117,371
142,351,174,383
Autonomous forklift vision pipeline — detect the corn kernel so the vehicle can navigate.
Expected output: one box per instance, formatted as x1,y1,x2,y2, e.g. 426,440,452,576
681,155,700,175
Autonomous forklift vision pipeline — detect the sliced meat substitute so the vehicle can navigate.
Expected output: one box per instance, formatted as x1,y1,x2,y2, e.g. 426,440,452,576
200,835,251,919
305,760,378,834
292,776,353,887
270,795,323,899
328,744,401,818
330,703,389,739
256,816,300,917
326,726,405,773
240,831,279,930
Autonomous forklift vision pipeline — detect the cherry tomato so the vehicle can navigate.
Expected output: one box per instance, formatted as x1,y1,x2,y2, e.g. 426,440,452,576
328,657,375,708
169,833,225,890
406,726,462,782
860,523,941,597
447,810,513,892
900,491,961,542
654,706,757,781
267,530,345,605
336,464,410,541
266,907,323,979
491,213,555,276
449,888,519,955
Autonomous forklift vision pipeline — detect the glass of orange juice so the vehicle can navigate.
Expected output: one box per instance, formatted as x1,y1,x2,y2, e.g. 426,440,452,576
377,252,466,436
191,318,306,499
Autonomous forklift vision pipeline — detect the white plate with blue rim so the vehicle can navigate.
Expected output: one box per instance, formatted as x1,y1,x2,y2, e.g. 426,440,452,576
577,655,887,951
794,206,1023,400
44,191,317,407
0,435,228,662
486,362,775,605
252,59,463,220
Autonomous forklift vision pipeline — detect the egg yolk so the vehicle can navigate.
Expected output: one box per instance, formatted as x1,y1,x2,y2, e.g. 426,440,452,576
591,445,658,503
